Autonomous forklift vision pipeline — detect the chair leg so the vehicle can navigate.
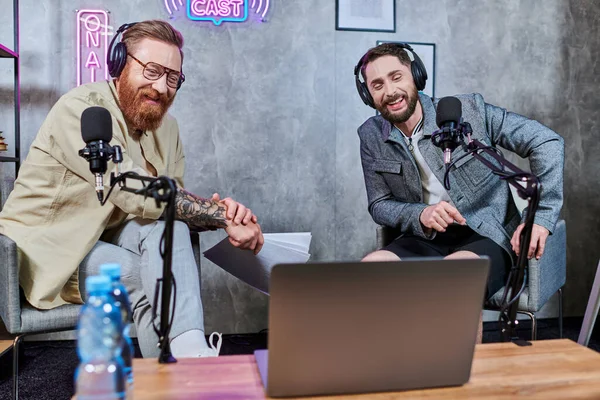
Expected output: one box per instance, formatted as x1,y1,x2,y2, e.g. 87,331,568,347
518,311,537,341
558,288,563,339
13,334,25,400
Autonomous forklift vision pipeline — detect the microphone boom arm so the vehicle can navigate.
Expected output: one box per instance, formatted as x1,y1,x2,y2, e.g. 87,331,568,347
83,142,178,364
108,170,178,363
442,124,541,344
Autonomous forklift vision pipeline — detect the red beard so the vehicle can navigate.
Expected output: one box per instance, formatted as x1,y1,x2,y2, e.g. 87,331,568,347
117,68,175,132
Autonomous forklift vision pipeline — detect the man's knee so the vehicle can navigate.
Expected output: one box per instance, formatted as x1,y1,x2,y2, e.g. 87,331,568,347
147,220,190,244
362,250,401,262
445,250,480,260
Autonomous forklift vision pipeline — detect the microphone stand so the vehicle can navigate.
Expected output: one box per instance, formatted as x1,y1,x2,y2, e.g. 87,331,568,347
433,124,541,344
83,143,178,363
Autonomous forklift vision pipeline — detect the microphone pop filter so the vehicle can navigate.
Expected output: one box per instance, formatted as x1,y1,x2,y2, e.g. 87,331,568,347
436,97,462,128
81,106,113,143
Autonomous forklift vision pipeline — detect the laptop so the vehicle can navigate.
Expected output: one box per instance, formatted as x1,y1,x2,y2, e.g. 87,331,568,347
254,258,489,397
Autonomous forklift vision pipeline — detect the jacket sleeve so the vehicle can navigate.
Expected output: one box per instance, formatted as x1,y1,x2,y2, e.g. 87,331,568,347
359,132,434,239
478,94,564,233
43,94,166,220
168,117,186,189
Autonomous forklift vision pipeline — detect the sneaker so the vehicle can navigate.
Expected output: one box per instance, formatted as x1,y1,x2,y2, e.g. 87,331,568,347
198,332,222,357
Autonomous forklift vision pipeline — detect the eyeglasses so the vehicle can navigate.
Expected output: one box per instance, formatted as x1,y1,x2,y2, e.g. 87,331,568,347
127,54,185,89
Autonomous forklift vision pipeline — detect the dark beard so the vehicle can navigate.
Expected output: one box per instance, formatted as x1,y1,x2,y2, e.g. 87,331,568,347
377,87,418,125
116,67,175,132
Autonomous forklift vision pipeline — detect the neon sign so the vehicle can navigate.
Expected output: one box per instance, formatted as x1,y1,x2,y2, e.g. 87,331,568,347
76,9,110,86
165,0,270,24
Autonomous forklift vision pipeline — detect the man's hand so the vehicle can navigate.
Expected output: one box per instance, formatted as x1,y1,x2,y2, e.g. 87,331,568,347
211,193,258,225
511,223,549,260
212,193,263,253
420,201,467,233
225,220,264,255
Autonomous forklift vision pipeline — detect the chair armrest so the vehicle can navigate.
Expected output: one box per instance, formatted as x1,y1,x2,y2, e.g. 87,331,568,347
0,233,21,333
525,219,567,311
376,225,402,250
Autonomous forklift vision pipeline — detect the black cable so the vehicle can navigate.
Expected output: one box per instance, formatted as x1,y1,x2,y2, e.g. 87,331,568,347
100,171,149,206
499,277,527,312
151,275,177,343
443,145,506,190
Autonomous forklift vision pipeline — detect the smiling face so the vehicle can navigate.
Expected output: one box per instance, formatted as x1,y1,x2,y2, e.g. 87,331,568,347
115,38,182,132
364,55,419,126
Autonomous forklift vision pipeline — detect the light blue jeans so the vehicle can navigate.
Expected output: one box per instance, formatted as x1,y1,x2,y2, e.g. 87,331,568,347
79,218,204,357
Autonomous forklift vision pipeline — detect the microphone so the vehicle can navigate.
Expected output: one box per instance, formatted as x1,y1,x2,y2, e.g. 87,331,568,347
79,106,113,203
434,96,463,165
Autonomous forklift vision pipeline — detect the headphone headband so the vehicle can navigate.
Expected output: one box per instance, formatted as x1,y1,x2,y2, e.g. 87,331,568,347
354,42,427,109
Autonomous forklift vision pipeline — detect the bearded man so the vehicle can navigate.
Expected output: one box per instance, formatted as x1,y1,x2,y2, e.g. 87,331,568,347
0,20,263,358
355,43,564,342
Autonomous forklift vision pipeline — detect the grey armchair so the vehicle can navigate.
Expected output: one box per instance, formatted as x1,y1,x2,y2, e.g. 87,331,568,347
0,231,202,400
376,219,566,340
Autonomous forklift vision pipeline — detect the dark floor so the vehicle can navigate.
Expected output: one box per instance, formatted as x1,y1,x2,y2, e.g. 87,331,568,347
0,317,597,400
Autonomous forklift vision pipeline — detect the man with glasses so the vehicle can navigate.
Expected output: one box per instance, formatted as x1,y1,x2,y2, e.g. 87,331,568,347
0,20,263,358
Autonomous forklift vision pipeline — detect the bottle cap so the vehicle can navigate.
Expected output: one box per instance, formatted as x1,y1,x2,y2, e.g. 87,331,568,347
85,275,111,293
99,263,121,280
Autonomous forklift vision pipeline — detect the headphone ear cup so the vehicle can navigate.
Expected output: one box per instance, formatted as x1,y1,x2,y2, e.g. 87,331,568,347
410,54,428,92
176,72,185,91
108,42,128,78
355,76,375,109
360,82,375,109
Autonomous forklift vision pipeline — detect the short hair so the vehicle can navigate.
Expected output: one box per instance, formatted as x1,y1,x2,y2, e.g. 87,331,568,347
360,43,411,82
122,20,185,64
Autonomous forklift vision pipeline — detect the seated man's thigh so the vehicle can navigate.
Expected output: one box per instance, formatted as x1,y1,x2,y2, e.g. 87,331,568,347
456,236,511,299
383,236,445,259
79,240,142,300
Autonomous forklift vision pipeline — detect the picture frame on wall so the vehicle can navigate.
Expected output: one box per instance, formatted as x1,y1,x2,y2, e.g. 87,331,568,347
336,0,396,32
377,41,436,99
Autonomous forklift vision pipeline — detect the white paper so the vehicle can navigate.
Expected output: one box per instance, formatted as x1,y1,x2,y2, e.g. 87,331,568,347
263,232,312,253
203,232,312,294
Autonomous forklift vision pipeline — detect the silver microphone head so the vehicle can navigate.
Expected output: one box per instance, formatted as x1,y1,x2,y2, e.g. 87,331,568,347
443,148,452,165
94,173,104,202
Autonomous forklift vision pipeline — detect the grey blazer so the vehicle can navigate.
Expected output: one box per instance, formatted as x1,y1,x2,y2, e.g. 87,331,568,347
358,93,564,260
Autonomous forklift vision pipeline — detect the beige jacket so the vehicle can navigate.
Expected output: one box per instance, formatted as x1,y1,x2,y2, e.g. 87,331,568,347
0,80,185,309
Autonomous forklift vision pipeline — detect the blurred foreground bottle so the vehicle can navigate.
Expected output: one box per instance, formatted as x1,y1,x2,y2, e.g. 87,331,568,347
75,275,126,400
100,263,135,399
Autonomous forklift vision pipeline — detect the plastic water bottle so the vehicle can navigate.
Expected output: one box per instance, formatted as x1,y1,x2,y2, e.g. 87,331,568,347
75,275,126,400
100,263,134,399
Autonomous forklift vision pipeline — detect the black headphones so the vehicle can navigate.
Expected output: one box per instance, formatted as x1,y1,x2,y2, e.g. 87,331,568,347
354,43,427,109
107,22,185,90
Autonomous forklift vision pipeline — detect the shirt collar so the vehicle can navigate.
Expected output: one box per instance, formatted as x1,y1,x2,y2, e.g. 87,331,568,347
396,116,424,138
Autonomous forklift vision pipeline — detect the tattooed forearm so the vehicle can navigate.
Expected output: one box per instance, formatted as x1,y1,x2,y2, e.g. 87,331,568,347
174,188,228,230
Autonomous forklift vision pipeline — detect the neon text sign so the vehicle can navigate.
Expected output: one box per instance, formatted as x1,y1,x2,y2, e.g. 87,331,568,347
76,9,110,86
165,0,269,24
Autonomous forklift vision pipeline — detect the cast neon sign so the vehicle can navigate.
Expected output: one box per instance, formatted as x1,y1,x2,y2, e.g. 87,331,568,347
76,9,110,86
165,0,269,24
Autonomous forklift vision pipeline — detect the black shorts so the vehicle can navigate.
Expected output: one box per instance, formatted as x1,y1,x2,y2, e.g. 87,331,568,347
383,224,511,300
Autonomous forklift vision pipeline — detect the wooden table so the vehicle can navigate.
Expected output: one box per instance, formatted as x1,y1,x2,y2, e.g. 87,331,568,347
0,340,12,357
132,339,600,399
